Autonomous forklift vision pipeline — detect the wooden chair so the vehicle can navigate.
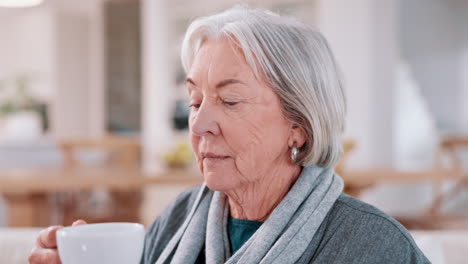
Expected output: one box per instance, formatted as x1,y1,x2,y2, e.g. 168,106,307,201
54,135,143,225
425,136,468,228
59,136,140,170
397,135,468,229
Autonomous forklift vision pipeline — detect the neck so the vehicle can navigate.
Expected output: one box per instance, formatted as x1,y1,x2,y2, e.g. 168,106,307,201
226,165,302,221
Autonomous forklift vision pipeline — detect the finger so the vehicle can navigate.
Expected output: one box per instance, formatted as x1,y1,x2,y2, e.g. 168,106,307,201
72,219,87,226
28,247,61,264
37,225,62,249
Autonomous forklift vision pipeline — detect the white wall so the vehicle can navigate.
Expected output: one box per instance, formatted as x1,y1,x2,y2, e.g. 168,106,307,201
458,7,468,133
141,0,175,173
51,12,92,139
316,0,398,168
400,0,467,134
461,48,468,133
87,2,106,138
0,7,55,103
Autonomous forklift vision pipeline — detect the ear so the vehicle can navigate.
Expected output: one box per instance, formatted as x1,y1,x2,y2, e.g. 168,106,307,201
288,124,307,148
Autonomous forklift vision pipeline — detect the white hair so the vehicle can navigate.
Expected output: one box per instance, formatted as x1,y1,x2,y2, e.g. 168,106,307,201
181,6,346,168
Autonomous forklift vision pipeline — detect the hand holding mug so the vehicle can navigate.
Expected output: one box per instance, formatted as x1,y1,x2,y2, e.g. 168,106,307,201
29,220,87,264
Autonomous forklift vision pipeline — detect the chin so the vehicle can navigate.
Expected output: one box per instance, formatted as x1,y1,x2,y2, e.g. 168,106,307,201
203,170,239,192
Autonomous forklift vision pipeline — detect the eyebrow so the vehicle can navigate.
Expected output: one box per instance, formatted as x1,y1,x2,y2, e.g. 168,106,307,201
186,78,196,86
215,78,247,89
185,78,247,89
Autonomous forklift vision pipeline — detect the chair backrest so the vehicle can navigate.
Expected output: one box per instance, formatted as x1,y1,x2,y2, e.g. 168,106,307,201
58,135,141,171
436,136,468,173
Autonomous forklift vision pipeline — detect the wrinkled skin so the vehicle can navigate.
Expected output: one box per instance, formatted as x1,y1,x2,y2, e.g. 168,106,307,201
187,38,306,220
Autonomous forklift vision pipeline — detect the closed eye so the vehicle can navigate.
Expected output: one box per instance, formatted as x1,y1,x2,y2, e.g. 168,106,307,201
189,103,201,109
223,101,240,106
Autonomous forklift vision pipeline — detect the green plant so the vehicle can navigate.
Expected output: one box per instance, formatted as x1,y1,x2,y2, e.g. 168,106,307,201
0,75,40,117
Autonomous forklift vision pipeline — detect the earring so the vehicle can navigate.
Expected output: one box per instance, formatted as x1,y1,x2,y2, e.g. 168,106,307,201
291,143,299,163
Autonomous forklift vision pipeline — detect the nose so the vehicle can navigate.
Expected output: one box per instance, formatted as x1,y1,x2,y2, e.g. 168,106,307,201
190,102,221,136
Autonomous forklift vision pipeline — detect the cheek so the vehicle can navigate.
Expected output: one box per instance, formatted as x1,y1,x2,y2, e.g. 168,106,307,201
190,134,206,174
222,110,290,168
188,115,198,151
189,133,200,158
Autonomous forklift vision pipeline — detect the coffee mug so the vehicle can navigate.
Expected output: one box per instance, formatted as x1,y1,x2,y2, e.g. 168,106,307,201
56,222,145,264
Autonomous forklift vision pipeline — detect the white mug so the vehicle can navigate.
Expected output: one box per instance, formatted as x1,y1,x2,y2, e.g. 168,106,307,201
56,222,145,264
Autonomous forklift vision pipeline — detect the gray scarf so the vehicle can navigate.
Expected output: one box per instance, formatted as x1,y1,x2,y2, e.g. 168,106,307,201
155,166,343,264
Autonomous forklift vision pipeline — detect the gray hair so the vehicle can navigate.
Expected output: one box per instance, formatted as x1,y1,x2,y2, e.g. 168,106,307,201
181,6,346,168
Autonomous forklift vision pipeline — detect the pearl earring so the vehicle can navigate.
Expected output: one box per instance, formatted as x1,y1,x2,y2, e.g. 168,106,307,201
291,143,299,163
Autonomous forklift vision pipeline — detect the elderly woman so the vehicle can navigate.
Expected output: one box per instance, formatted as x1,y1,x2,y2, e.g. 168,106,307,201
30,7,428,264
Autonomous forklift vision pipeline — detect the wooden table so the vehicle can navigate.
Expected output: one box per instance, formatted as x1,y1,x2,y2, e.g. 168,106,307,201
342,167,464,184
341,168,464,197
0,168,203,227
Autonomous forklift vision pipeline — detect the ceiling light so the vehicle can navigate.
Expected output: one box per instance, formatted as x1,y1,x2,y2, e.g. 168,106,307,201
0,0,43,8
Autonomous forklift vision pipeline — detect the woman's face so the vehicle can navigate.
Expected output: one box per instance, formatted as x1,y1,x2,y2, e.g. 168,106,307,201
187,38,295,192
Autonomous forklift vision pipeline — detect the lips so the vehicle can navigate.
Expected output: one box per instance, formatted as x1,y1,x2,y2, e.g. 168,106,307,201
202,152,229,160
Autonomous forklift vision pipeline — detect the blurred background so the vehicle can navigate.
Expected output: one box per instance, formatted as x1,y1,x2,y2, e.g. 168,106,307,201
0,0,467,263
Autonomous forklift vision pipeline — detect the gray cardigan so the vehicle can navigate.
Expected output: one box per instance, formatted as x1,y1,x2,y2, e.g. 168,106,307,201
141,186,430,264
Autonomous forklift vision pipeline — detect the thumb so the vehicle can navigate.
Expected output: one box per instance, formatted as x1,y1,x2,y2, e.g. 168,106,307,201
71,219,87,226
